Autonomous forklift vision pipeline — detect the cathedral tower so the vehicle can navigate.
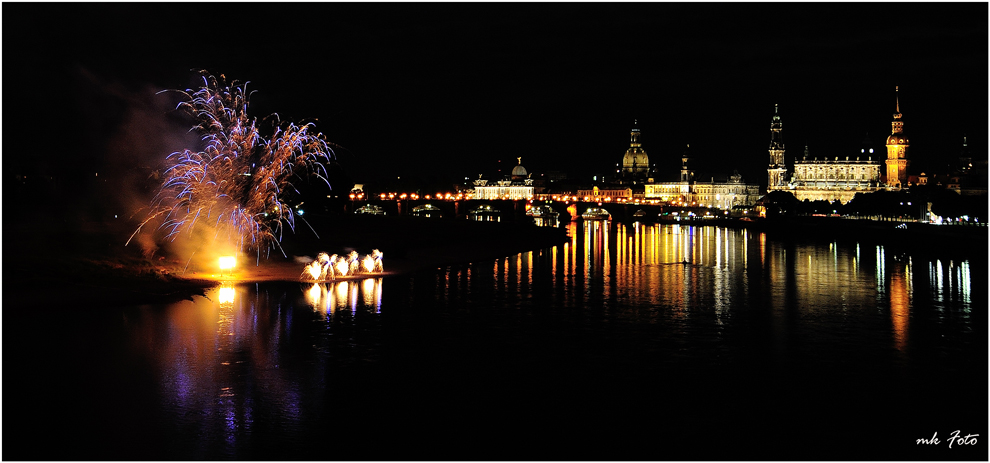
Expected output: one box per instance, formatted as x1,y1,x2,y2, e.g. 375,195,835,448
885,86,910,189
767,104,787,191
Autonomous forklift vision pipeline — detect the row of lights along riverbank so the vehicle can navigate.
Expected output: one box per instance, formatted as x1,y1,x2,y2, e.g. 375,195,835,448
360,192,717,208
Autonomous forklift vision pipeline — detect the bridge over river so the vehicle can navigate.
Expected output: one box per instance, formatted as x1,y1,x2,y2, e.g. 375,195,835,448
344,198,729,223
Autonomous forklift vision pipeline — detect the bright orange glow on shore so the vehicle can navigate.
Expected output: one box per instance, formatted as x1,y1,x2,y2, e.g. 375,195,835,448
219,256,236,271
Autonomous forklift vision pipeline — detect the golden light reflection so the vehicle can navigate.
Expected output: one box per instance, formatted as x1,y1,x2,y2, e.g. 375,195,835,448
335,281,350,311
305,283,325,310
305,279,384,313
517,252,523,293
527,251,534,288
349,280,359,311
361,278,382,312
759,232,766,268
219,285,235,305
889,263,911,351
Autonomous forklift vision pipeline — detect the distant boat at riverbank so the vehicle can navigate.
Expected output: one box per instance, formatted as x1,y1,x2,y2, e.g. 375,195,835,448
582,207,611,220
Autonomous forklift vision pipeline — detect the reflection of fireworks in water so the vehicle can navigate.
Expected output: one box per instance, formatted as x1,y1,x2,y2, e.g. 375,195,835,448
128,71,335,260
299,249,383,281
218,286,236,305
304,280,380,313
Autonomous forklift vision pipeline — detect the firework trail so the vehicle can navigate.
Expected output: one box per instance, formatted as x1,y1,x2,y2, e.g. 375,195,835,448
128,71,335,261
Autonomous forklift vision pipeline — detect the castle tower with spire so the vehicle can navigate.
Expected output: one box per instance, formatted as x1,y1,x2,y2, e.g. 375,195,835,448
885,86,910,189
767,104,788,191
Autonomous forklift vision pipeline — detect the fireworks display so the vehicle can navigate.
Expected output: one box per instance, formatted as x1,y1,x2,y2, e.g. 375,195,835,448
301,250,383,280
128,71,335,261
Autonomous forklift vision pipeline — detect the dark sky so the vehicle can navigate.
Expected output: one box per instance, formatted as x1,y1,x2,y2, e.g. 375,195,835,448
5,2,987,198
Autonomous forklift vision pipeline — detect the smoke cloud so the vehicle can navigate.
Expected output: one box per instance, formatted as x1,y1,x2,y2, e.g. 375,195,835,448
70,66,201,260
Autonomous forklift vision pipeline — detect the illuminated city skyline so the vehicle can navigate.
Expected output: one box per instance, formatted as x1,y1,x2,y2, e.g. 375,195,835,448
6,3,986,199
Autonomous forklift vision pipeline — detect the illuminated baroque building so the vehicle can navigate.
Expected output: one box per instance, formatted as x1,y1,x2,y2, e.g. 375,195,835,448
576,186,634,201
643,144,761,209
789,145,883,203
766,98,890,203
885,86,910,189
472,157,535,200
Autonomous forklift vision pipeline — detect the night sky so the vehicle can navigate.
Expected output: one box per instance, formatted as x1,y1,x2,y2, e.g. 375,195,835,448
5,2,987,208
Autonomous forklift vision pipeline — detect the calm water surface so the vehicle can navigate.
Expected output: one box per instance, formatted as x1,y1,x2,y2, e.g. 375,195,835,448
10,222,986,460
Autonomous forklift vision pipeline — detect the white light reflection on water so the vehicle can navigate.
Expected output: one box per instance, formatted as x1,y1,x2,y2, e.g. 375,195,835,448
927,259,972,310
960,260,972,306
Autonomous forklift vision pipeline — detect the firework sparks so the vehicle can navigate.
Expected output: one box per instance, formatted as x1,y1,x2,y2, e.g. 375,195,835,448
128,71,335,261
300,249,383,281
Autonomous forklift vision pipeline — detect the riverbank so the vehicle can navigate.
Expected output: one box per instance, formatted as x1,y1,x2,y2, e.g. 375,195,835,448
182,215,570,282
3,214,569,308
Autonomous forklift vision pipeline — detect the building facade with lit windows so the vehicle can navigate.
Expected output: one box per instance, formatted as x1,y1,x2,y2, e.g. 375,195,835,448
765,93,904,203
642,143,761,209
576,186,634,201
645,172,761,209
788,145,884,203
472,157,535,200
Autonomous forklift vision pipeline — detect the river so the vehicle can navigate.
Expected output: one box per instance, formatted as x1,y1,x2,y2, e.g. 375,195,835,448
7,221,985,460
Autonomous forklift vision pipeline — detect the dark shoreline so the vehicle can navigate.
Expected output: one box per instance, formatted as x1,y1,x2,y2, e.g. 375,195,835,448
5,215,984,309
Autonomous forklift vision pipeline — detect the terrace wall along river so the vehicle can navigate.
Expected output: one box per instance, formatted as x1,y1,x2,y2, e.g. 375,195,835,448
10,221,985,460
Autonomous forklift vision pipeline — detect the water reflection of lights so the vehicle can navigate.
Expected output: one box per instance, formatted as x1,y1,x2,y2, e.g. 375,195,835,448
959,261,971,306
932,260,944,301
759,232,766,268
219,285,236,305
303,279,383,314
875,246,886,292
889,263,911,351
363,278,383,312
456,222,974,342
928,259,972,308
305,283,326,310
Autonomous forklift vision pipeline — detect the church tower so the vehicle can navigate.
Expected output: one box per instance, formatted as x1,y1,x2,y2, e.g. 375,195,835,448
680,144,694,182
885,86,910,189
767,104,787,191
621,120,650,182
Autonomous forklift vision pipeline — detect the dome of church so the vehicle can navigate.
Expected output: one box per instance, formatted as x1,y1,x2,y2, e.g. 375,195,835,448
620,120,649,178
510,157,528,180
622,147,649,172
511,164,528,177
